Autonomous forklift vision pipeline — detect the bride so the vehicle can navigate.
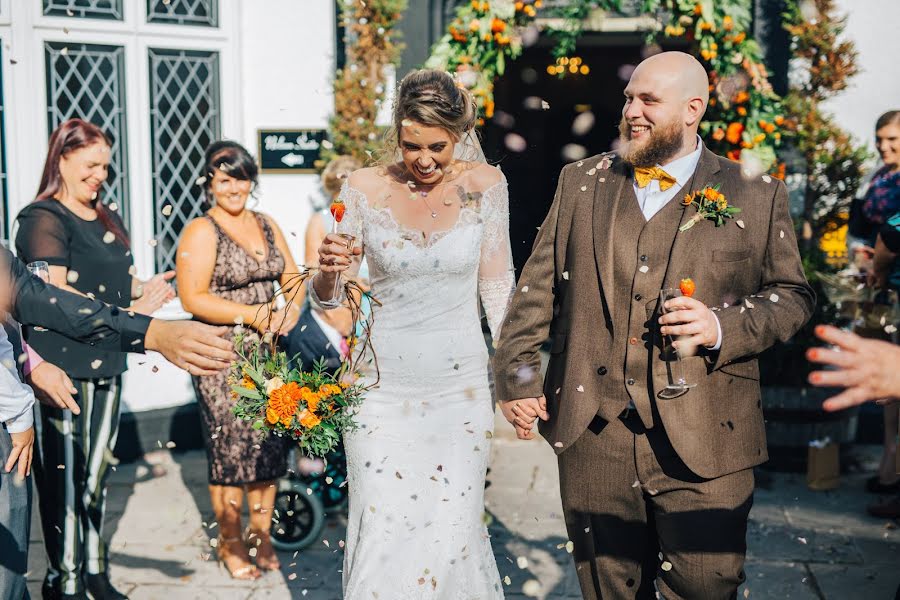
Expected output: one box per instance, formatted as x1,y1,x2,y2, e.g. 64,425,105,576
311,69,514,598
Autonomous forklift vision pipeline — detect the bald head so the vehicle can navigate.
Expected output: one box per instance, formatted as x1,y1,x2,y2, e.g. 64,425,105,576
620,51,710,166
634,51,710,109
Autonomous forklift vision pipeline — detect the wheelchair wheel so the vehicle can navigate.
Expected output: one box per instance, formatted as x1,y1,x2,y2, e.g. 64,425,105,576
302,447,349,510
270,478,326,552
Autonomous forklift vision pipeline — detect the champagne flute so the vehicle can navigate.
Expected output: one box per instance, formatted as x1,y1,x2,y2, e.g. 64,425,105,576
658,287,697,399
27,260,51,284
331,233,356,304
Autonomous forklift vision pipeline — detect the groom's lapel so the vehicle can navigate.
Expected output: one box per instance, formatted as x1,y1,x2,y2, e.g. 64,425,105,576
592,154,628,323
662,146,722,288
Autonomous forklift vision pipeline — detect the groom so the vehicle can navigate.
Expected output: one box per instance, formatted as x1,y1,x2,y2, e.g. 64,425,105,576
493,52,814,599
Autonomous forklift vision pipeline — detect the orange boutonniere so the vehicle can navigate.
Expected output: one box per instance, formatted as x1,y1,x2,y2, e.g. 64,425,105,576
680,184,740,231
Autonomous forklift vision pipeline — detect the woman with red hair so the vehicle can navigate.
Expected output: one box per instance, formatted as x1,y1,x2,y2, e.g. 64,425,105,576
15,118,174,600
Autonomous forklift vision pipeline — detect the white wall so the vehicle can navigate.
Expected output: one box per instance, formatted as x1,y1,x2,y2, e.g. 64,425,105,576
822,0,900,159
238,0,336,265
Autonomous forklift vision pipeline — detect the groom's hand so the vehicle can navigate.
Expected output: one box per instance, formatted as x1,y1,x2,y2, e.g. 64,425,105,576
658,296,720,349
500,396,549,440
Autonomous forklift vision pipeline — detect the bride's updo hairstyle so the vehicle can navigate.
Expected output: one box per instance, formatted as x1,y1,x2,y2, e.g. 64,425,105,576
392,69,478,146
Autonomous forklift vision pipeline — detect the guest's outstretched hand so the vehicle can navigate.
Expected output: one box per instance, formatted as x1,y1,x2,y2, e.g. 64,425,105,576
807,325,900,411
500,396,549,440
145,320,235,376
27,361,80,414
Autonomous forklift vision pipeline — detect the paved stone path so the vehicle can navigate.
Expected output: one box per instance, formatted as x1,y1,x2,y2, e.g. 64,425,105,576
25,411,900,599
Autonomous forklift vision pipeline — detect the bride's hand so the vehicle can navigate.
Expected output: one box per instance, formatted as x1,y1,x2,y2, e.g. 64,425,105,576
317,233,361,282
500,396,549,440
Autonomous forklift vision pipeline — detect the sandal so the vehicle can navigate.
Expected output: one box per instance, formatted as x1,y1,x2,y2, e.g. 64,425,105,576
217,536,262,580
245,528,281,571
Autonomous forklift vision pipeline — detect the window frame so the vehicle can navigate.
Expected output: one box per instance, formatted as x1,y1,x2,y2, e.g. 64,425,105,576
7,6,241,278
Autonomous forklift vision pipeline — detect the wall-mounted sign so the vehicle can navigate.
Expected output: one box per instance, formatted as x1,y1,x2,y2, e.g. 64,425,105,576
257,129,326,173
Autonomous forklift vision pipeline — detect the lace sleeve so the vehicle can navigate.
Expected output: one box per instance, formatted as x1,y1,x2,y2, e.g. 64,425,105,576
309,181,366,310
478,172,516,342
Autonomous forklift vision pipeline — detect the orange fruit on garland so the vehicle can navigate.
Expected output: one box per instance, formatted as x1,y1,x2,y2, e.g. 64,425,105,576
679,278,696,298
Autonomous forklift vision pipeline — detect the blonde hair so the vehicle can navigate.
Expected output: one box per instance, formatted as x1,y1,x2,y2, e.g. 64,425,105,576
392,69,478,146
321,155,362,198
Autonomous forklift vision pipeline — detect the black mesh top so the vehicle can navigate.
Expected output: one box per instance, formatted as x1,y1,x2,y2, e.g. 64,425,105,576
15,199,132,378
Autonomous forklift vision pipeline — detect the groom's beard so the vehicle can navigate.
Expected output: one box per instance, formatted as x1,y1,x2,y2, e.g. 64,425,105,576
619,117,684,167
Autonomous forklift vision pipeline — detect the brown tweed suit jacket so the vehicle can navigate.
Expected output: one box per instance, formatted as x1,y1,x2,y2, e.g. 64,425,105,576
492,146,815,479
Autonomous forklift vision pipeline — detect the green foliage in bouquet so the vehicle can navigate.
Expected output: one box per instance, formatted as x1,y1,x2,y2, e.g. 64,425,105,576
230,329,366,458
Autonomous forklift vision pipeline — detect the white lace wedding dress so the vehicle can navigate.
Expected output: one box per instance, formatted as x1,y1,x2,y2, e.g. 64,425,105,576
312,163,514,599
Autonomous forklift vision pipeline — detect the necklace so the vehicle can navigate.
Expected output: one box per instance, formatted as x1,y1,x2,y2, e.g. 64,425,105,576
411,181,453,219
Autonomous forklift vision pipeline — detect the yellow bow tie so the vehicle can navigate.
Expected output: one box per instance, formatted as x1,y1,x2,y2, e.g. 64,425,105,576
634,166,677,191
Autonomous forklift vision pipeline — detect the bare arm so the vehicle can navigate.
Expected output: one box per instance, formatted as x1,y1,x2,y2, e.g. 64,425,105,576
175,218,273,331
301,214,326,308
266,214,306,304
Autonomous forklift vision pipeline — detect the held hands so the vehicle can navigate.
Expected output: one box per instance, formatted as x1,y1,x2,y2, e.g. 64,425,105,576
132,271,177,315
500,396,549,440
658,296,719,350
26,361,80,414
807,325,900,412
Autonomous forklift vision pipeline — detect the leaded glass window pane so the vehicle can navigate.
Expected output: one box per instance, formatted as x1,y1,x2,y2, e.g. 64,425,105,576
149,48,220,272
146,0,218,27
43,0,123,20
45,42,130,223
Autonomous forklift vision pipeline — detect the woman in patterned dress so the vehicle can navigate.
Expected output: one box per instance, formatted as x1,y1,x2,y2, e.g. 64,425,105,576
176,141,302,580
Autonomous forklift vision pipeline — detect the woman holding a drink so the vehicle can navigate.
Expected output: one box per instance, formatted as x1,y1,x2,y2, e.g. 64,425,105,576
15,118,173,600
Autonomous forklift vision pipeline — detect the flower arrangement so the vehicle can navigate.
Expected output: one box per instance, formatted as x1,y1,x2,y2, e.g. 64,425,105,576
228,196,378,457
680,184,741,231
230,332,364,458
426,0,542,121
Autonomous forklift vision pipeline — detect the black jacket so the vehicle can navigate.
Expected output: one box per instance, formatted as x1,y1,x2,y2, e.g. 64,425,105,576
1,249,150,352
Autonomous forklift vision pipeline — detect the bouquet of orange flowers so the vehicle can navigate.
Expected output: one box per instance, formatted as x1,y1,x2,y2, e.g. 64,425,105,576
229,328,366,458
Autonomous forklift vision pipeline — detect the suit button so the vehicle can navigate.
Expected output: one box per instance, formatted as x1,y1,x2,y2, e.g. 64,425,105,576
640,255,648,262
627,378,635,386
634,293,642,301
597,367,607,376
629,337,638,345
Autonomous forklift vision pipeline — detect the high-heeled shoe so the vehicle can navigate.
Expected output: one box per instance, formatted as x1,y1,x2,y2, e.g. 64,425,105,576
245,528,281,571
217,535,261,580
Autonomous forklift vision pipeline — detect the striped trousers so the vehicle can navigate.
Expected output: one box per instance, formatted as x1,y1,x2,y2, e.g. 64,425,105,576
33,376,122,595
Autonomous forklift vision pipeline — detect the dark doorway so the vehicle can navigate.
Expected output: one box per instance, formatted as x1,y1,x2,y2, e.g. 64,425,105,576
483,35,647,272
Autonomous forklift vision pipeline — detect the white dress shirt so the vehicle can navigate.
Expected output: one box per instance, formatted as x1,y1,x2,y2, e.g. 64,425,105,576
631,136,722,350
0,326,35,433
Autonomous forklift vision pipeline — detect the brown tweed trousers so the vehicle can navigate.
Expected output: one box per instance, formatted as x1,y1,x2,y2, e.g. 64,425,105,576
493,146,815,599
